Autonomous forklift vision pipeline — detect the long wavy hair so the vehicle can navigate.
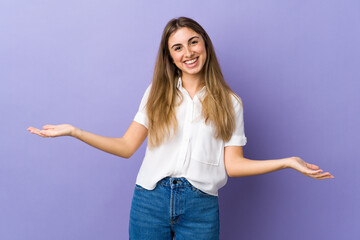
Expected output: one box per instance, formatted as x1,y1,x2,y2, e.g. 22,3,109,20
146,17,241,148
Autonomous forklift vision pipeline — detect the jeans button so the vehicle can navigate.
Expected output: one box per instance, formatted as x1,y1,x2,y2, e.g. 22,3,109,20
173,180,177,184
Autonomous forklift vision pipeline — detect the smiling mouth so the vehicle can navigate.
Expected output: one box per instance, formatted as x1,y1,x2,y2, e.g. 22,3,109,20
184,57,198,65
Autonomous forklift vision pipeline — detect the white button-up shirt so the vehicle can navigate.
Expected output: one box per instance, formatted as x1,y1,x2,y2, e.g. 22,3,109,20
133,77,247,196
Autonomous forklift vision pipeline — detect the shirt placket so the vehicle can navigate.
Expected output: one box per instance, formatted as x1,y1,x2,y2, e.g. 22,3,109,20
174,93,195,174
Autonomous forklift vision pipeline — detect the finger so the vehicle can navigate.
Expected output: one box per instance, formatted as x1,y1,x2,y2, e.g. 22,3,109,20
29,128,47,137
314,176,329,180
38,132,47,137
308,169,323,175
311,172,332,179
28,127,46,135
28,127,40,134
43,125,56,130
39,130,53,137
314,174,334,180
27,126,38,132
306,163,320,170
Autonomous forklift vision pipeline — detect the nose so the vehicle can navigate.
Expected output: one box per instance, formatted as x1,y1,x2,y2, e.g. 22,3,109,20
184,46,193,58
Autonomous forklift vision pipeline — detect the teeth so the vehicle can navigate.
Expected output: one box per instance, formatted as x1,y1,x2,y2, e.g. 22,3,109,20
185,58,197,64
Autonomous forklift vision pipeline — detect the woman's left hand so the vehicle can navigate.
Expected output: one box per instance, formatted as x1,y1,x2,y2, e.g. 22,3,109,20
288,157,335,180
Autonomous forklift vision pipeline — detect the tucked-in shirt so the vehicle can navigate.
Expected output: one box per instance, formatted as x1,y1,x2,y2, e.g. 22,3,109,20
133,77,247,196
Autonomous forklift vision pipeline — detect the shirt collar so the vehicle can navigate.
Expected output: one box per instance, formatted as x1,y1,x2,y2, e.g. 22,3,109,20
177,76,182,89
177,77,206,98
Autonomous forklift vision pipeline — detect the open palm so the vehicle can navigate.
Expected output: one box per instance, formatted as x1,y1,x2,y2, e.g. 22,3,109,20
290,157,334,180
27,124,74,138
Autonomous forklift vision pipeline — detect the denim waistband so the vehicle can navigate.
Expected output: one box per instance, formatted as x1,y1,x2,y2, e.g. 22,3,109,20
157,177,192,187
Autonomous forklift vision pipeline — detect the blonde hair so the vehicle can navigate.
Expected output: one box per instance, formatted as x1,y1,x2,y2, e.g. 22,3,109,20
146,17,241,148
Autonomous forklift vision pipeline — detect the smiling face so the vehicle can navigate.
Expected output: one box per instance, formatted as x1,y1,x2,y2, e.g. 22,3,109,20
168,27,207,80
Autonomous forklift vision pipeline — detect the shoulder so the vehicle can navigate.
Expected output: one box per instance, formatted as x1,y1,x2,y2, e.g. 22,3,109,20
145,83,152,94
140,83,152,99
229,92,244,108
137,83,153,107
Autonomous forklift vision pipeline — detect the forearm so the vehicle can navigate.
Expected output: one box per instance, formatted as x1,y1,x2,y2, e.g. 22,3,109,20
73,127,132,158
227,157,290,178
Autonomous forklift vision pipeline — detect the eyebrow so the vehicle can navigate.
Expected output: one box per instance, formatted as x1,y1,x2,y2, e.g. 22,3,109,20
171,36,200,49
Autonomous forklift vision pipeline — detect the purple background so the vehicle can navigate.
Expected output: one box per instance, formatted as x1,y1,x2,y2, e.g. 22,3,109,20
1,0,359,239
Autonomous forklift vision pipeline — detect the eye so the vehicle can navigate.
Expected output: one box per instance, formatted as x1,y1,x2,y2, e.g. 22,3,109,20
174,46,181,51
191,40,198,45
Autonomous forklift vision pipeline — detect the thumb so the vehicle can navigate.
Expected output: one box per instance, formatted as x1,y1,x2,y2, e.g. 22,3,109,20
308,169,323,175
42,125,56,130
306,163,320,170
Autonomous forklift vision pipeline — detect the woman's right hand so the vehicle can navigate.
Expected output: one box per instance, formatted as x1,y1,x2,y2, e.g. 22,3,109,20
27,124,76,138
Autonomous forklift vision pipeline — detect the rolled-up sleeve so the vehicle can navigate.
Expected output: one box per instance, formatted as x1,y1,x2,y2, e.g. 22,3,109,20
224,94,247,147
134,84,152,129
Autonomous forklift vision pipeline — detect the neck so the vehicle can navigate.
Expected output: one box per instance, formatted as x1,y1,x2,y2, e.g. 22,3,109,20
181,73,205,95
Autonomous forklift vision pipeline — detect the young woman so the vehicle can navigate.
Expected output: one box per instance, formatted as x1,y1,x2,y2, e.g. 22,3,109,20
27,17,334,239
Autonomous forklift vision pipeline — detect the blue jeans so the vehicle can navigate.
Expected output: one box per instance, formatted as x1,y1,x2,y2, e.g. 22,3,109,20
129,177,219,239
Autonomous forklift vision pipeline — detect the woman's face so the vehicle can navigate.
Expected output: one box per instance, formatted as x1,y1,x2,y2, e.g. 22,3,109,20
168,27,207,80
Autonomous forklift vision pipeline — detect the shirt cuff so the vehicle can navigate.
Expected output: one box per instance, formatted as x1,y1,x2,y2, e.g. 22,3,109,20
224,135,247,147
134,112,148,129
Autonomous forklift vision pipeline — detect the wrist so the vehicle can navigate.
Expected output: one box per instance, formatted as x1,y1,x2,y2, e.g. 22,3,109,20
282,157,295,169
71,126,81,138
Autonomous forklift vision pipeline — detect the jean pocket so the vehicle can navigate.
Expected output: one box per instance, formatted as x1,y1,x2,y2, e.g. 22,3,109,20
135,184,147,191
191,186,217,198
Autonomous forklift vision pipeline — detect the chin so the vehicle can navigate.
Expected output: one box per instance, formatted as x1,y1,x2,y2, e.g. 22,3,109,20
183,70,201,77
182,65,205,77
